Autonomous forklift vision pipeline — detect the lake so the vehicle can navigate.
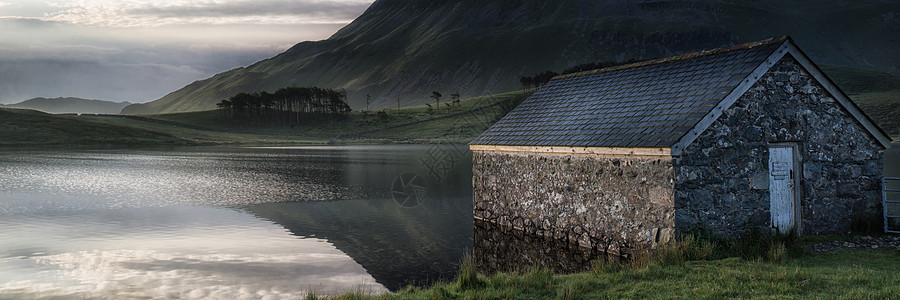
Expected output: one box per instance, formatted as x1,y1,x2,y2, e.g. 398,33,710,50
1,143,897,298
0,145,474,298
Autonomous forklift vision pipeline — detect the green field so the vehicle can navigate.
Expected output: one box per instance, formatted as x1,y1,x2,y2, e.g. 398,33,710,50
72,114,329,146
0,108,190,147
129,90,530,144
3,64,898,149
323,237,900,299
0,91,526,148
823,65,900,139
124,66,900,144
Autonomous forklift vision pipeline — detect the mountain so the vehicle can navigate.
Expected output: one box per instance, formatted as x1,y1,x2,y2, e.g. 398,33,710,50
6,97,131,114
122,0,900,115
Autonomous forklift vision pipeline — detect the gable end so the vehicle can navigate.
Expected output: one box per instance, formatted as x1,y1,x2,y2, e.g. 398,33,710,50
782,43,893,149
671,42,790,155
671,39,892,156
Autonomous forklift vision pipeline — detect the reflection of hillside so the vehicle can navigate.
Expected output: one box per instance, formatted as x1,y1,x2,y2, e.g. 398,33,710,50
244,194,473,291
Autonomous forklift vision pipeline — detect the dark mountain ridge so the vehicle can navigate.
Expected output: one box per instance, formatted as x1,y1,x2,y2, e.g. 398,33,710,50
122,0,900,114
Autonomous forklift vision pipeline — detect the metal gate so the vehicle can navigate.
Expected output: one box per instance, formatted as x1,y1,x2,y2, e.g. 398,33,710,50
885,177,900,233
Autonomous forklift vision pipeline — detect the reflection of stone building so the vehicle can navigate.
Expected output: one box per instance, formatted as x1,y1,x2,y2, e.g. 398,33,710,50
470,37,890,260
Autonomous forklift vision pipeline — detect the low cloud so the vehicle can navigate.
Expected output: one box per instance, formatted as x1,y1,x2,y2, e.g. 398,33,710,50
45,0,373,27
0,0,367,104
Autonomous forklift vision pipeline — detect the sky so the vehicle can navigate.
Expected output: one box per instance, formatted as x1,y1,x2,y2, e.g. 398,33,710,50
0,0,374,104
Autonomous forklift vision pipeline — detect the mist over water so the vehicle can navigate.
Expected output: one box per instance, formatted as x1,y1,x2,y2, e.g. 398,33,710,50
0,145,473,298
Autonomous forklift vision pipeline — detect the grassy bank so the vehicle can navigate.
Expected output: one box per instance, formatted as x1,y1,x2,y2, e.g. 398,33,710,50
0,90,526,148
70,79,900,146
823,65,900,138
71,114,329,145
131,90,530,144
0,108,191,147
326,236,899,299
378,250,899,299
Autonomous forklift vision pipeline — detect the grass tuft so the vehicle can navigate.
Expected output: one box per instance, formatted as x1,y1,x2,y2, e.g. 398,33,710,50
456,253,484,290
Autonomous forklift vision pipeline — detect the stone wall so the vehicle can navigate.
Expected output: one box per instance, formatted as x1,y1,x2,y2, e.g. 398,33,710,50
675,56,885,236
472,150,675,255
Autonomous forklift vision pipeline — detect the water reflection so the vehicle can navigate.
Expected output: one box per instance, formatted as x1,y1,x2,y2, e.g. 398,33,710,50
0,145,474,297
0,206,386,298
244,197,472,290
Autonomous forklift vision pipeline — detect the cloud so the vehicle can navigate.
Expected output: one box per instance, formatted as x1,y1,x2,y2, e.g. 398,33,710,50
44,0,373,27
0,0,373,104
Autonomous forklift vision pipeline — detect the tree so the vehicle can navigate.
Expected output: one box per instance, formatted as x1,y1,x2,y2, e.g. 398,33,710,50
430,91,442,113
216,86,351,126
519,76,533,91
216,99,232,117
450,92,461,107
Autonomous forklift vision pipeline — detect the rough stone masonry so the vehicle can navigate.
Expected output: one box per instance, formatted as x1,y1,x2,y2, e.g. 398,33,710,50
674,56,884,237
472,151,675,256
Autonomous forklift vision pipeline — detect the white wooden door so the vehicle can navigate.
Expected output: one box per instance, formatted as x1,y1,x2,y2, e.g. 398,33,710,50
769,145,797,234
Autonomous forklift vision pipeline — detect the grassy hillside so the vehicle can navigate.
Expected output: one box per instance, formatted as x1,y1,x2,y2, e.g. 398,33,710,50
122,0,900,115
139,90,530,143
0,108,189,147
130,65,899,143
853,91,900,138
0,91,524,148
71,114,329,145
824,66,900,137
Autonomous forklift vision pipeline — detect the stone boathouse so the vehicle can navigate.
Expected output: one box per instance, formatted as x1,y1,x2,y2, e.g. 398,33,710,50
470,36,891,257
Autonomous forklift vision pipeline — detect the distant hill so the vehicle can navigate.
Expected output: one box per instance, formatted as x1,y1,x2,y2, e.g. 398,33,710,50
122,0,900,115
5,97,131,114
823,66,900,137
0,108,188,147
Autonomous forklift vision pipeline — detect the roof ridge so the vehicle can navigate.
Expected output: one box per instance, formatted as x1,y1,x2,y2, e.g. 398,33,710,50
554,36,790,80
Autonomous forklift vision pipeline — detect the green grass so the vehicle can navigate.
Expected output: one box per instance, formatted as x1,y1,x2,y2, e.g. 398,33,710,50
70,114,328,145
824,65,900,138
850,90,900,139
0,108,190,147
137,90,530,143
823,65,900,94
8,66,897,148
133,66,898,143
327,241,900,299
0,91,527,148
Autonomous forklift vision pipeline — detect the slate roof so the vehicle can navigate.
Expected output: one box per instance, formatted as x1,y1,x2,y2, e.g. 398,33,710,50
471,37,788,147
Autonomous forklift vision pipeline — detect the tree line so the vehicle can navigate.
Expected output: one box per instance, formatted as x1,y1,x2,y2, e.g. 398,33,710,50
216,86,351,125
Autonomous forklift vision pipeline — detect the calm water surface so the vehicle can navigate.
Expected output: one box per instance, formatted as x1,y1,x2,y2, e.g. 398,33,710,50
0,145,473,298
